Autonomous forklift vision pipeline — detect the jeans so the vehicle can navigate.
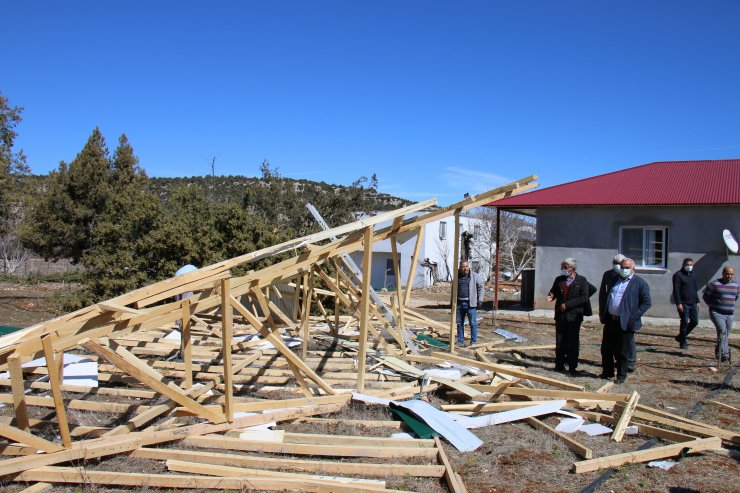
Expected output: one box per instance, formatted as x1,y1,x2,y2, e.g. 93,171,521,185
677,303,699,341
456,301,478,344
709,310,733,358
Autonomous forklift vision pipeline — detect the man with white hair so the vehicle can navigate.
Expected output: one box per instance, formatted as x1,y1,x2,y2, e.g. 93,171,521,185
598,254,637,372
546,257,592,375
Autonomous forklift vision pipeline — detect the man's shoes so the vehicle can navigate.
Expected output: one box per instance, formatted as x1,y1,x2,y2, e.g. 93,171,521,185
599,372,613,380
616,377,626,384
680,342,688,349
627,367,635,373
554,365,566,372
569,369,581,377
720,355,729,363
457,341,465,348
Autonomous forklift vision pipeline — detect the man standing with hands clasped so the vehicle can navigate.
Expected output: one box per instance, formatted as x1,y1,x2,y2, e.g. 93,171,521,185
455,261,485,347
673,258,699,349
547,258,592,376
599,257,651,384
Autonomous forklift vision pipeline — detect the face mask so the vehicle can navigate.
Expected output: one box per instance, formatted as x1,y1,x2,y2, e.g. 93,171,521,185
684,265,693,272
619,267,631,278
613,264,621,273
560,269,570,277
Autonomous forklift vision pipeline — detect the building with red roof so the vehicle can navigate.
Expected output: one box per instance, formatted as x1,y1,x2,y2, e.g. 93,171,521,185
488,159,740,318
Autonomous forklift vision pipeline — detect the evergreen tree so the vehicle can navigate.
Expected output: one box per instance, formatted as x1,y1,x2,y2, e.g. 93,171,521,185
21,128,112,263
0,91,30,235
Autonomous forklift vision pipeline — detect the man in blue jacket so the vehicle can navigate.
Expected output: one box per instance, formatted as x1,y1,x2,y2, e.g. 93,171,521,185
599,257,652,384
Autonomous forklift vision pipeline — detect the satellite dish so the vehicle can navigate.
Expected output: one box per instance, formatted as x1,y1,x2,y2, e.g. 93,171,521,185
723,229,739,254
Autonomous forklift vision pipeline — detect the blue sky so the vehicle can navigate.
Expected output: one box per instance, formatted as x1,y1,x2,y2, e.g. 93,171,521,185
4,1,740,205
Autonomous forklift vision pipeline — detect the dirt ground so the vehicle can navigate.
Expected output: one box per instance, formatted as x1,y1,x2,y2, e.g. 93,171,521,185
1,282,738,493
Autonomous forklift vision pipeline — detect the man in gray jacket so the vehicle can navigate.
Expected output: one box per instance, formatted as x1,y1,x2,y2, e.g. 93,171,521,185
456,261,485,346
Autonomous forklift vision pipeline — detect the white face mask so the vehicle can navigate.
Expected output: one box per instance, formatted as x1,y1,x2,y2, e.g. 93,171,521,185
684,265,693,272
561,268,570,277
619,267,632,278
613,264,621,273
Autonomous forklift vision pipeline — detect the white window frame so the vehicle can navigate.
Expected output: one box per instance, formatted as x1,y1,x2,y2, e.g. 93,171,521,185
619,226,668,269
439,221,447,240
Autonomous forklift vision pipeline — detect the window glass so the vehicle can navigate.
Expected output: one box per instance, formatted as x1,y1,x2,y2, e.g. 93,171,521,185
439,222,447,240
620,227,667,268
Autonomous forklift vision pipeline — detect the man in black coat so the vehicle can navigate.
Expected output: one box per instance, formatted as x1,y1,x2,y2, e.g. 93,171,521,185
599,257,652,384
673,257,700,349
547,257,591,375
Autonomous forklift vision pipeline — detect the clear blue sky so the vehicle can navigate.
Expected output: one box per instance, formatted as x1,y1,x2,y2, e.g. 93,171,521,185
4,1,740,205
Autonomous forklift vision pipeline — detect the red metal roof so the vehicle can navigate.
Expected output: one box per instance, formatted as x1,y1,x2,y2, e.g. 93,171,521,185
490,159,740,207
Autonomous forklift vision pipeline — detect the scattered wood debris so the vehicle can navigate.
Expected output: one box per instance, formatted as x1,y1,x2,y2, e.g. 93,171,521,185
0,175,735,491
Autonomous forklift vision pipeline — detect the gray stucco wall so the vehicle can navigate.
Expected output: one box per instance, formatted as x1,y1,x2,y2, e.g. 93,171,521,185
534,206,740,318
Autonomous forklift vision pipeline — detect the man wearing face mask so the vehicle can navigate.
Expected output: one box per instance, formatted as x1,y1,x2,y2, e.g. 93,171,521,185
599,254,625,319
455,261,485,347
673,258,699,349
546,258,591,375
599,258,652,384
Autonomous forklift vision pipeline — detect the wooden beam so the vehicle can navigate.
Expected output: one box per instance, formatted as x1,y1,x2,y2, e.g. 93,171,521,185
390,235,407,355
0,423,64,454
300,271,311,360
221,278,234,421
81,338,226,424
181,298,193,388
525,417,592,459
449,211,461,352
40,336,71,448
612,390,639,442
435,436,467,493
404,226,424,306
8,354,29,432
572,437,722,473
357,226,373,392
229,295,336,395
432,351,585,391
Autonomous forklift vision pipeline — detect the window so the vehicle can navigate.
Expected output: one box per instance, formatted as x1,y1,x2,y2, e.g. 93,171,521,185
439,221,447,240
620,227,667,268
473,224,481,240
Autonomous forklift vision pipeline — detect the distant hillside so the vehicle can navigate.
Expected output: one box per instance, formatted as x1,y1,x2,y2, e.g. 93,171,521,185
147,175,414,211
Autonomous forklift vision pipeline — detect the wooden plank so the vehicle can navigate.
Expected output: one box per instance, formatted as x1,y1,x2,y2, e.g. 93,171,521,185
82,338,226,424
432,351,585,391
449,211,461,353
300,271,311,360
612,390,639,442
572,437,722,473
229,295,336,394
404,227,424,306
390,235,407,355
165,459,387,488
434,436,466,493
183,434,439,459
525,417,592,459
18,483,53,493
181,298,193,388
8,354,29,432
357,225,373,392
573,410,697,443
12,466,396,492
133,447,445,477
0,402,346,477
0,423,64,453
221,278,234,421
40,336,71,448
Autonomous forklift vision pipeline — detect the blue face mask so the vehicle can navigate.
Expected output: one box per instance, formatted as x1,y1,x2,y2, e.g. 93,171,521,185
561,268,570,277
619,267,631,278
613,264,621,273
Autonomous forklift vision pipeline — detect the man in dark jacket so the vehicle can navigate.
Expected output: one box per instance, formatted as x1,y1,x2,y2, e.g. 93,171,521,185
547,258,590,375
599,258,652,384
599,254,636,371
673,257,700,349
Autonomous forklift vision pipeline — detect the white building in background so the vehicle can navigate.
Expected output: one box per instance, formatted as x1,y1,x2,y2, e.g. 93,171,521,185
348,210,490,291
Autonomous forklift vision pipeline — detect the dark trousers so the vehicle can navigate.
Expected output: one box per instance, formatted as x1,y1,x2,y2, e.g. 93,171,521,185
601,317,636,378
555,318,581,371
677,303,699,341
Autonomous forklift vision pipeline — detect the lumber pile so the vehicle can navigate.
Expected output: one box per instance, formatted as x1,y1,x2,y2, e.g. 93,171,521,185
0,174,733,491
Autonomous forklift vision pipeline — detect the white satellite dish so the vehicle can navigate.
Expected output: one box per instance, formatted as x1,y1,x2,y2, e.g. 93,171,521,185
723,229,739,254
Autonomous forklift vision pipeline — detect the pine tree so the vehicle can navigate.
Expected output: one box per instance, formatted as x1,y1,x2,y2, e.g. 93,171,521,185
0,91,30,235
